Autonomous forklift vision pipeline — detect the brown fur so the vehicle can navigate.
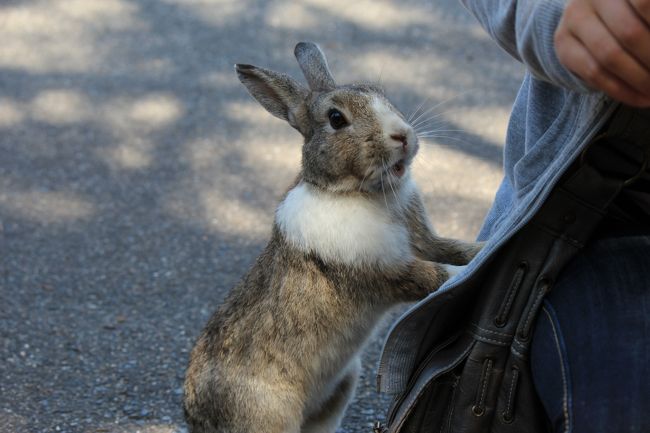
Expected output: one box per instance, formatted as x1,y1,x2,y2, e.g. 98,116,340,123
183,42,482,433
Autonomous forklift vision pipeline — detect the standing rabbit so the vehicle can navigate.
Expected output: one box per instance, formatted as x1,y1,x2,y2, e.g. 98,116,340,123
183,42,481,433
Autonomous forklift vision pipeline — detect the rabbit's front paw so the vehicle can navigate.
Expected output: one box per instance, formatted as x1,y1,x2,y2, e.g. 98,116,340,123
443,264,467,279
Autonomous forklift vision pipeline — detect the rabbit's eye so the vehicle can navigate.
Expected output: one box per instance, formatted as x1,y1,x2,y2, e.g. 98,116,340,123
328,109,348,130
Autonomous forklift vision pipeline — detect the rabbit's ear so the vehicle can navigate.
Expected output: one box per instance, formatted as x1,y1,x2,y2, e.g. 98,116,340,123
294,42,336,91
235,64,309,133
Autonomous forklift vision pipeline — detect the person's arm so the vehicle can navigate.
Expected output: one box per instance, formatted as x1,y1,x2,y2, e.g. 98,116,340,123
460,0,650,107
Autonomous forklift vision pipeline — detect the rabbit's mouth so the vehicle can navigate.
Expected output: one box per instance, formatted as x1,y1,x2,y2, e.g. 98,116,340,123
391,160,406,178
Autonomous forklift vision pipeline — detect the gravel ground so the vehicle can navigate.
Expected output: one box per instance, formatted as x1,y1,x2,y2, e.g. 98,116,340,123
0,1,522,432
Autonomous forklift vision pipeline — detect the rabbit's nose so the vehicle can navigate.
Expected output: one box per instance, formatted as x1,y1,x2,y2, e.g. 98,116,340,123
390,133,408,150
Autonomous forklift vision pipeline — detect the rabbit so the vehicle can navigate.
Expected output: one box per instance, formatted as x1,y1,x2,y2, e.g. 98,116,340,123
183,42,482,433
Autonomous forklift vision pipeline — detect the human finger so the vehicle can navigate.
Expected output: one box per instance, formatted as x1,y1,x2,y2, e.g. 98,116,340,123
595,0,650,72
567,2,650,99
555,27,650,106
629,0,650,27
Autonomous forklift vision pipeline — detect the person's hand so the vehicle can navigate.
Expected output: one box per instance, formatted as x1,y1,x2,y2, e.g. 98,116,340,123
554,0,650,107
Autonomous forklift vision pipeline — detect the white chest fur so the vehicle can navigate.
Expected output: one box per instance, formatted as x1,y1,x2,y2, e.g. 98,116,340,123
275,179,416,268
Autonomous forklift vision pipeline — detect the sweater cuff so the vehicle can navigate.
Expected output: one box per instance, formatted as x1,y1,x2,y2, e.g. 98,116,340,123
524,1,592,92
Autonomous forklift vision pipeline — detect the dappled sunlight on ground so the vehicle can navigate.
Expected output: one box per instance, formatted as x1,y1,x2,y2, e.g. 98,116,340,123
0,0,143,73
125,94,185,130
199,70,239,88
198,189,274,237
0,0,518,240
446,105,513,146
268,0,435,31
0,0,523,431
169,129,300,239
0,189,95,223
0,89,182,130
98,137,155,170
101,93,184,133
346,50,450,87
0,97,25,127
412,143,500,237
223,100,285,127
30,89,93,124
242,136,301,176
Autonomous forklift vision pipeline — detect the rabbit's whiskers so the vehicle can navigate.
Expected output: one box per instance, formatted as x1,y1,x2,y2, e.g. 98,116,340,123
408,88,477,130
409,93,464,127
382,160,400,204
418,134,474,148
413,114,453,131
417,129,464,136
358,168,372,193
412,107,472,132
379,169,389,209
412,111,448,130
407,96,431,123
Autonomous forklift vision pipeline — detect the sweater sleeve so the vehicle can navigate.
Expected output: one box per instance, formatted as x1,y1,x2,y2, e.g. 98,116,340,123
459,0,591,92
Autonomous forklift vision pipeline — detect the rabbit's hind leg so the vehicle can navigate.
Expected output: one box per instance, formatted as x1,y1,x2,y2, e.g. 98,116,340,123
237,382,304,433
301,358,361,433
186,395,302,433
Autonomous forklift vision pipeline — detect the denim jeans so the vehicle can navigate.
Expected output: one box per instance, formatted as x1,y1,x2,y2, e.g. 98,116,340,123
530,232,650,433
